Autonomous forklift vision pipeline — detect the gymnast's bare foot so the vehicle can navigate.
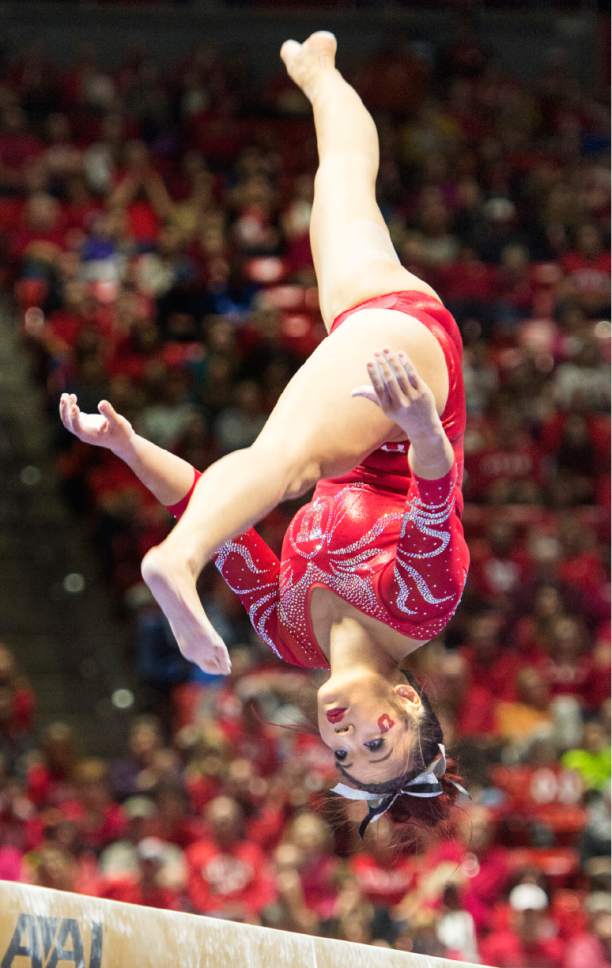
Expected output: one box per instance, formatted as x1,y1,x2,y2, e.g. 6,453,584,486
141,545,231,676
280,30,337,100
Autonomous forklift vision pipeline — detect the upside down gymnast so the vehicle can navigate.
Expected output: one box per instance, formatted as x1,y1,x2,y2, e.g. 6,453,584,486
60,32,470,837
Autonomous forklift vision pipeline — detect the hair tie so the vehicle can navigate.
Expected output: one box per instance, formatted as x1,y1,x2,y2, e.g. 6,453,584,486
329,744,470,838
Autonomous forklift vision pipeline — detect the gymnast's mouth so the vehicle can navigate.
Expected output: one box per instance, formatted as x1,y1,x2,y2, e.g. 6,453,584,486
326,707,347,724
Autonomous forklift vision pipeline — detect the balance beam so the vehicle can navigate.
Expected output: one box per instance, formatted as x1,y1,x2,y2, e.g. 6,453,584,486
0,881,484,968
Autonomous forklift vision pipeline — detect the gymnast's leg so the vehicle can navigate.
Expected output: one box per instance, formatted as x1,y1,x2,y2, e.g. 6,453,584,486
282,30,440,327
141,32,450,671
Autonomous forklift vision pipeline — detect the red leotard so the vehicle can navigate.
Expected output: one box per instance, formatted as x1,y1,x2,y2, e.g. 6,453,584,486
169,292,469,670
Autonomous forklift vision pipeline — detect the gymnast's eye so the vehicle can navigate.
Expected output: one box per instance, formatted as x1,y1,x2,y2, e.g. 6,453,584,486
334,749,348,762
364,738,384,752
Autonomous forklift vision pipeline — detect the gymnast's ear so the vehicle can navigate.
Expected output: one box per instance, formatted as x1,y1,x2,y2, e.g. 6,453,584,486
392,683,422,708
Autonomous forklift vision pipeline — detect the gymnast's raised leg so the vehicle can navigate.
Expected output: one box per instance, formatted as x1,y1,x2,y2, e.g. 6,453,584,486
141,32,450,672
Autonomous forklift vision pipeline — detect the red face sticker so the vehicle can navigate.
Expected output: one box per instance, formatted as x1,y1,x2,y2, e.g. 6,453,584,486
377,714,395,733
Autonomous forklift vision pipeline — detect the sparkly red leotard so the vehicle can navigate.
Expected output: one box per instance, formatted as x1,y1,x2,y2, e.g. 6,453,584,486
169,291,469,670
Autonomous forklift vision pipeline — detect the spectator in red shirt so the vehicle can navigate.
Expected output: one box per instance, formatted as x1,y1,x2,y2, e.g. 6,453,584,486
0,105,43,189
433,650,496,738
348,814,415,909
479,882,566,968
563,895,612,968
185,795,276,921
100,836,182,910
539,613,594,705
26,721,78,809
561,223,611,316
72,757,126,851
153,782,205,849
459,611,524,703
281,812,340,923
452,806,511,935
0,644,35,735
24,842,98,897
110,714,165,800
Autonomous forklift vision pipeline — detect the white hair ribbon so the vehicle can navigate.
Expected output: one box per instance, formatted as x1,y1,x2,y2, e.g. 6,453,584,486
330,744,469,836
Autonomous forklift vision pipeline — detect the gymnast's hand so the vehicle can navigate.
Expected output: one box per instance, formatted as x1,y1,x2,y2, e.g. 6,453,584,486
59,393,135,457
352,349,443,441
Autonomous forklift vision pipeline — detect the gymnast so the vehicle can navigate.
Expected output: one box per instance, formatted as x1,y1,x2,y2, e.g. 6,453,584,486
60,32,470,836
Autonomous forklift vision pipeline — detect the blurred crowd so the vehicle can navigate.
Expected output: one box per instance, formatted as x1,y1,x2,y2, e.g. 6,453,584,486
0,30,609,967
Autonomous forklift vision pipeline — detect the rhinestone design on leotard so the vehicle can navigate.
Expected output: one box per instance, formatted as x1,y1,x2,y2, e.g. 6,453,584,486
214,470,468,669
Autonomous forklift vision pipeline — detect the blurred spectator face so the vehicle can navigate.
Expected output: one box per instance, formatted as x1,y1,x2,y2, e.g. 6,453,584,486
45,113,71,144
162,370,189,405
136,837,165,883
455,178,481,209
105,206,129,241
533,585,563,621
0,645,16,685
62,280,89,313
420,200,450,236
437,652,469,703
592,910,611,948
576,223,602,257
516,668,550,709
500,243,529,273
225,757,263,801
206,319,235,355
99,113,124,145
582,722,608,753
339,906,373,945
516,907,546,943
561,414,591,449
156,785,187,823
0,687,14,730
123,796,158,841
42,722,76,774
75,759,110,810
159,225,186,257
234,381,262,415
1,106,27,133
527,735,558,765
123,140,149,171
205,796,243,848
486,521,516,557
458,806,494,853
128,718,162,764
287,812,331,861
26,193,60,231
469,613,501,660
35,845,75,891
509,882,550,941
548,615,585,659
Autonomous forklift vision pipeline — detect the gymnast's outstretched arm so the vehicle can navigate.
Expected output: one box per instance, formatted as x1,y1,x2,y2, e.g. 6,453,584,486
58,394,284,669
58,394,196,505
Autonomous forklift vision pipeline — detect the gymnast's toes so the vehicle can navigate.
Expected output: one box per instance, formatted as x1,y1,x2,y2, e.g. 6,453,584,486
280,31,337,93
303,30,337,62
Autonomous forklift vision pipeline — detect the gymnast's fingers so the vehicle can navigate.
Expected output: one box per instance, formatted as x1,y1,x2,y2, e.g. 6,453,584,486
385,348,413,398
378,350,404,408
98,399,119,425
60,393,75,434
367,358,390,408
397,351,421,390
70,401,88,439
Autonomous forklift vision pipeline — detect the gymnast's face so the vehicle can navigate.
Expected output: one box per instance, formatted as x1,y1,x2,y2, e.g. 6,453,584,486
317,670,423,784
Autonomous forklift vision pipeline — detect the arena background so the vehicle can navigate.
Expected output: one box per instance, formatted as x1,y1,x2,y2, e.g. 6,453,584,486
0,1,609,964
